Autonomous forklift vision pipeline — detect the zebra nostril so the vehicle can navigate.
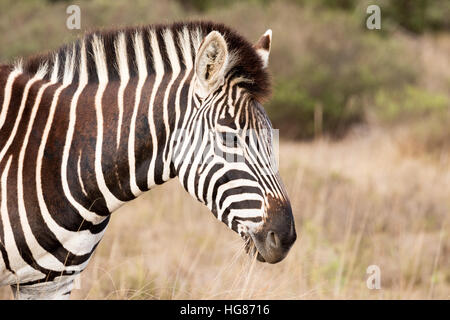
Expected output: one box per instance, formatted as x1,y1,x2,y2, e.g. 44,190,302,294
267,230,280,249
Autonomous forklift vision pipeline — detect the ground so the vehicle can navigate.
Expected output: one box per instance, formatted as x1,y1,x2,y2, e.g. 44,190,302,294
1,125,447,299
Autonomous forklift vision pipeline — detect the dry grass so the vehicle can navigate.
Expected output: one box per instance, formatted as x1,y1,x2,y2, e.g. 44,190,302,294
1,126,447,300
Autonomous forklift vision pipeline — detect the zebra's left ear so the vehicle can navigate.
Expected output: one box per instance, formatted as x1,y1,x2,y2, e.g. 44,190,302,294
254,29,272,69
195,31,229,97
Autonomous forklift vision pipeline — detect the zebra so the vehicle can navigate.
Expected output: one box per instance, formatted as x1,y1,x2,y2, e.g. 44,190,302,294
0,21,296,299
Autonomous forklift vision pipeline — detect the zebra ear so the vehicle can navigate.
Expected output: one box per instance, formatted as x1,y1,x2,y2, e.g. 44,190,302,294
254,29,272,69
195,31,229,96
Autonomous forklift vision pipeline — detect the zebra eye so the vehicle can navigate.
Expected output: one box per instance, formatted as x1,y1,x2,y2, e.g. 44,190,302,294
219,132,239,148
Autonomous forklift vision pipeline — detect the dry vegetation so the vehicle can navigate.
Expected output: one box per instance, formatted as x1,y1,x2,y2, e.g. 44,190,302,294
1,128,447,300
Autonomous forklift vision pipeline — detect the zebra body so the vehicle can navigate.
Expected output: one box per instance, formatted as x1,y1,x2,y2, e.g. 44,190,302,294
0,22,296,299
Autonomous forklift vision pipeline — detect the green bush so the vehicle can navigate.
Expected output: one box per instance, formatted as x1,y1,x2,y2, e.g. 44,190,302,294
379,0,450,34
373,85,450,154
264,6,417,139
374,86,449,122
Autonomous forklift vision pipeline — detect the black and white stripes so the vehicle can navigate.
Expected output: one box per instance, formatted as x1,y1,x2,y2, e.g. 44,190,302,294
0,21,295,299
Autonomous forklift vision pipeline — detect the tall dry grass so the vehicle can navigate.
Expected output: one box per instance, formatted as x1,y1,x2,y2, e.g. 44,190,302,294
1,127,447,300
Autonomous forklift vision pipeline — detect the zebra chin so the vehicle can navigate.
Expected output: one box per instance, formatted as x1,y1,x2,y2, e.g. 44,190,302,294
241,200,297,264
242,228,295,264
245,226,296,264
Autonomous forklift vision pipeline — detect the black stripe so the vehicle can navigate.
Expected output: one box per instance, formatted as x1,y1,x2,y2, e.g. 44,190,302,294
218,186,263,209
221,200,262,225
211,169,257,207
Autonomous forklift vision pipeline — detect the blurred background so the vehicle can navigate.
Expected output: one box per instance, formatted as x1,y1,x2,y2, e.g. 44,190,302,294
0,0,448,299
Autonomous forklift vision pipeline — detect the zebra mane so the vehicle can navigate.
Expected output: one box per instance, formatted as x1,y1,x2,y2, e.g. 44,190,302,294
20,21,271,101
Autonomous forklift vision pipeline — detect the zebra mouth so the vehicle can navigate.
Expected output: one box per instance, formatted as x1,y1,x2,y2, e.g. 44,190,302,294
242,233,266,262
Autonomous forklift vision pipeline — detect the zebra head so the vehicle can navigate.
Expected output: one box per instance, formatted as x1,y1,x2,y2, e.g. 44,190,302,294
174,29,296,264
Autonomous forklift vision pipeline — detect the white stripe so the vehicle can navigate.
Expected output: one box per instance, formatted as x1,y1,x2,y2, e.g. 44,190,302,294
35,62,49,79
62,45,76,85
147,29,165,187
12,59,23,73
127,32,147,196
227,210,263,229
92,34,124,211
0,70,21,131
178,27,193,70
191,28,203,53
50,54,59,83
175,27,196,137
77,151,88,197
170,28,193,173
114,32,129,148
161,29,181,181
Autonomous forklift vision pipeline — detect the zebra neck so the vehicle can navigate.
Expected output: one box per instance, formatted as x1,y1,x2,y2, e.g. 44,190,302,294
57,68,196,215
0,63,196,217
